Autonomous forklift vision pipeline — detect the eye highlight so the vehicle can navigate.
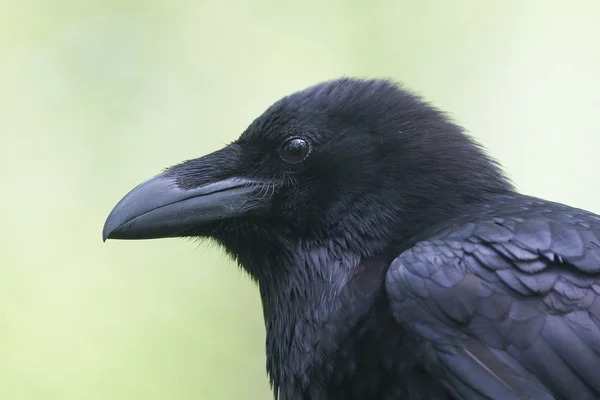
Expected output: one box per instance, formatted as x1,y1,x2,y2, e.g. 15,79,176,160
278,137,311,164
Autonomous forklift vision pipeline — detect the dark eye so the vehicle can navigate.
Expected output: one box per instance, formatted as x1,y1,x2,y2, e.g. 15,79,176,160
279,137,311,164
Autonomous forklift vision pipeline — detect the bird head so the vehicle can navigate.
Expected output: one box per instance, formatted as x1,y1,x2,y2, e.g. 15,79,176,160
103,78,512,280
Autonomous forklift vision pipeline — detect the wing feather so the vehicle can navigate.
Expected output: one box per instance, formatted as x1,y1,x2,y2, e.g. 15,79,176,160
386,211,600,400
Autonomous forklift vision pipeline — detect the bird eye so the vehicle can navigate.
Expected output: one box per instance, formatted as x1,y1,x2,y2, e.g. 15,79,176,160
279,137,311,164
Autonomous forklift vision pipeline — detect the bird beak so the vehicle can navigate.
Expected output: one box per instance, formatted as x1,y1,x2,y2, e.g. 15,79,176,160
102,171,270,242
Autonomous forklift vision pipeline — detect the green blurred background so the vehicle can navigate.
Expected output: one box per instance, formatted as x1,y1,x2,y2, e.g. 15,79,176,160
1,0,599,399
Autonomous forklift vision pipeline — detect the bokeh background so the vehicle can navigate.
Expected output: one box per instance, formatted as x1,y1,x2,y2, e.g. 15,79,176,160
1,0,599,399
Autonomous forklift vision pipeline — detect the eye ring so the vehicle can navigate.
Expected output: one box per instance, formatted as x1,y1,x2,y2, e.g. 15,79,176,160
278,137,312,164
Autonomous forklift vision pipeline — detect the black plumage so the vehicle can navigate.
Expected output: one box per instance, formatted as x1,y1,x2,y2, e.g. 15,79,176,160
103,78,600,399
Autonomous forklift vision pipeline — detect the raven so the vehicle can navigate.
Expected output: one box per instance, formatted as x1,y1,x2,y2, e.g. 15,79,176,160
103,79,600,400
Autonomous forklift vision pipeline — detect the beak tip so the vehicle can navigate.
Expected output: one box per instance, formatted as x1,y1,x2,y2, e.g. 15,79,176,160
102,216,121,242
102,224,113,242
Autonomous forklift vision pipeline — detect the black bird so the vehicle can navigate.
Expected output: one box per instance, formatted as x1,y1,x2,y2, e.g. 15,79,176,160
103,79,600,400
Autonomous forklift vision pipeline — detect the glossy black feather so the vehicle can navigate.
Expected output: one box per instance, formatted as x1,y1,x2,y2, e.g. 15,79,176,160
387,196,600,400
